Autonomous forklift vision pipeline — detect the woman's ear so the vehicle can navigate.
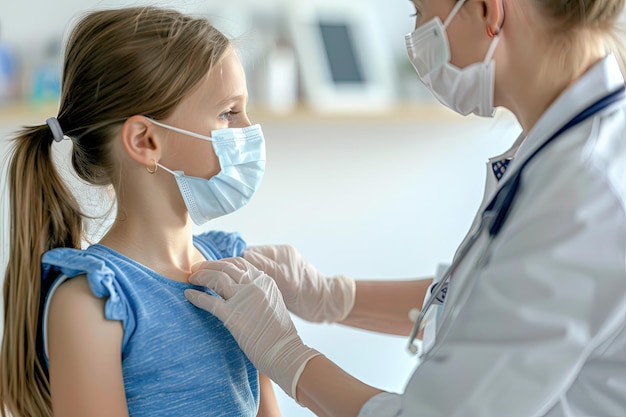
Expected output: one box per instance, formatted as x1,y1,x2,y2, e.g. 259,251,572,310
484,0,505,36
120,115,162,168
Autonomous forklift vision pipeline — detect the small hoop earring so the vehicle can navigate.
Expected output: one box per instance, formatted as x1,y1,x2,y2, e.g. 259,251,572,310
486,26,499,39
146,158,158,174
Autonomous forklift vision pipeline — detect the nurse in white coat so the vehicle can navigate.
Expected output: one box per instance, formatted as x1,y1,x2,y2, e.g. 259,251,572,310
185,0,626,415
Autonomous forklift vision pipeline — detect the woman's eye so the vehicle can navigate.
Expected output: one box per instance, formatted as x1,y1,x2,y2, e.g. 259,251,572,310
409,0,421,19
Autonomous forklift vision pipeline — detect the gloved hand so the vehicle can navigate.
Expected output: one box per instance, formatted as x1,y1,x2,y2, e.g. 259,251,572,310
243,245,356,323
185,258,321,399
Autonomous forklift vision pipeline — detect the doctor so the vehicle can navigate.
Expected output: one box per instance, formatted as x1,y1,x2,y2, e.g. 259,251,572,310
185,0,626,415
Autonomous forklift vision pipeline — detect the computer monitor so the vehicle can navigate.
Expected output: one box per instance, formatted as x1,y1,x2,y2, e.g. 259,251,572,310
287,0,395,112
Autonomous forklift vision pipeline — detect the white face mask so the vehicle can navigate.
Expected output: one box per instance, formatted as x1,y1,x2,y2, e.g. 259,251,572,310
405,0,500,117
148,119,266,225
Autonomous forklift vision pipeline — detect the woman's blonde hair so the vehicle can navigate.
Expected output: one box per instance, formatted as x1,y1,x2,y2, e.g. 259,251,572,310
535,0,625,32
522,0,626,75
0,7,230,416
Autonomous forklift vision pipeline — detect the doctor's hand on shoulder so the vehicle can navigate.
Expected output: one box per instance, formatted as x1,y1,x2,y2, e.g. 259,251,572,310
185,258,321,399
243,245,434,338
242,245,356,323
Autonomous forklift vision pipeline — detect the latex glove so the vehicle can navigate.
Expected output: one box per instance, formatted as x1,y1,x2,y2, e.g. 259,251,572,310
243,245,355,323
185,258,321,399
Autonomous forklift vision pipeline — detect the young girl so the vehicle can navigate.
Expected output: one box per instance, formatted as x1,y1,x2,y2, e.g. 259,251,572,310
0,7,279,417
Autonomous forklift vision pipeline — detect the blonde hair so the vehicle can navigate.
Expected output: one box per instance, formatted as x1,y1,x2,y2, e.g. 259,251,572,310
535,0,625,32
1,7,230,416
520,0,626,76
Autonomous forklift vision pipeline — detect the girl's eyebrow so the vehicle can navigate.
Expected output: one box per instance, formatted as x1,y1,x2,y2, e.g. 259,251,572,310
216,94,247,107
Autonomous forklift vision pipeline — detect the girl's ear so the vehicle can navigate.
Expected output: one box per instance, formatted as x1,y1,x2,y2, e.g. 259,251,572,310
484,0,505,36
120,115,162,168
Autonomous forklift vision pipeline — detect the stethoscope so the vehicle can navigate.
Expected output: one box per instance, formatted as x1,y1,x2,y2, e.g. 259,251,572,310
407,86,626,355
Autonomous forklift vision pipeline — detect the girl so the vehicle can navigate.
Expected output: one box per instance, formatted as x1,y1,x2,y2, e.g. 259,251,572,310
1,6,279,417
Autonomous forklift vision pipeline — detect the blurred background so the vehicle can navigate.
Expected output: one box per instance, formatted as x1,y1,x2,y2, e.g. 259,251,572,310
2,0,612,415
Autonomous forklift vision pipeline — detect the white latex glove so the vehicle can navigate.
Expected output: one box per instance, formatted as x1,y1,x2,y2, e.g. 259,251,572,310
185,258,321,399
243,245,356,323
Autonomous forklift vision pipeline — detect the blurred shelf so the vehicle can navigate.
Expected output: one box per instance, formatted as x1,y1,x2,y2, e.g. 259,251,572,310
0,100,505,126
0,101,59,125
248,101,469,123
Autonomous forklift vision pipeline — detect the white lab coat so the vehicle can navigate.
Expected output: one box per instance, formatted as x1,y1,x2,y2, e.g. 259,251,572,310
359,54,626,417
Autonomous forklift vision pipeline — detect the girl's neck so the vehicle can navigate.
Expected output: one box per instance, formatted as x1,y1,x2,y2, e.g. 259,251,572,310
99,216,206,283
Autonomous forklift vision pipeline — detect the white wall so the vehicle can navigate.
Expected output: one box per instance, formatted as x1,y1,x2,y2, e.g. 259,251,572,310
2,0,413,49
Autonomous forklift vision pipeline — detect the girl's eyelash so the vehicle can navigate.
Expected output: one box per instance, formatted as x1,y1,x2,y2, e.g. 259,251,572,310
219,110,240,120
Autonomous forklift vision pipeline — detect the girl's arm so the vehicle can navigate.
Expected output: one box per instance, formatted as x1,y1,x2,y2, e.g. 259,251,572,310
256,372,281,417
47,276,129,417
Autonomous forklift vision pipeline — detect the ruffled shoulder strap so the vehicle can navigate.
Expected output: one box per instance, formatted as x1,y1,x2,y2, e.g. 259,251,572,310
193,231,247,260
41,248,134,353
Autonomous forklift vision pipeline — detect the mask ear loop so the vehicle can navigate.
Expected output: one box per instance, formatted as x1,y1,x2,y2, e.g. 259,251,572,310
483,34,501,64
148,118,215,142
443,0,467,28
154,161,180,177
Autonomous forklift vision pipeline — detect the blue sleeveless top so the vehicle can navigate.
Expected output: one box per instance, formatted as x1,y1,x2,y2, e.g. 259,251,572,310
40,231,259,417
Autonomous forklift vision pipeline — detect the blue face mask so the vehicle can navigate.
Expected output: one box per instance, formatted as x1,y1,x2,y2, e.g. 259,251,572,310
148,119,266,225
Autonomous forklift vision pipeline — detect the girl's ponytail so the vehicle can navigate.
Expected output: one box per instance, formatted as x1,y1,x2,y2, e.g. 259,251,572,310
1,6,231,416
0,123,83,417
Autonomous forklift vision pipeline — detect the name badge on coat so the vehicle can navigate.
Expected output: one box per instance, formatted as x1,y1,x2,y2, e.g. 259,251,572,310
421,263,449,355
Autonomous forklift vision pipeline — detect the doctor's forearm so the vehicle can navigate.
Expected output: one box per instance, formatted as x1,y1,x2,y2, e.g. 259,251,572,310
340,278,433,336
296,355,383,417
